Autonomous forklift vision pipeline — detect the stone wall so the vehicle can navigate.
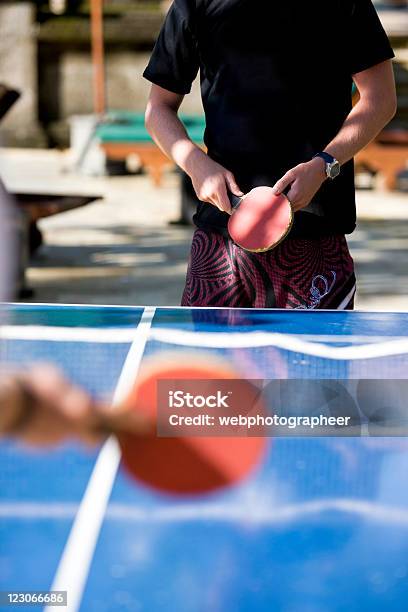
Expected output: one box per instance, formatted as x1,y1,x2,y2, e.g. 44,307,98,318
0,1,406,147
59,51,203,118
0,2,45,146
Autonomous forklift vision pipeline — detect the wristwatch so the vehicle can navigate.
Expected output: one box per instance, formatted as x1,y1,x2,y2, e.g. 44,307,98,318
313,152,341,180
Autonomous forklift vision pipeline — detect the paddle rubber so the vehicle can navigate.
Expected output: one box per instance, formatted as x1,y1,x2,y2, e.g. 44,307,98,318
228,187,293,252
117,353,267,495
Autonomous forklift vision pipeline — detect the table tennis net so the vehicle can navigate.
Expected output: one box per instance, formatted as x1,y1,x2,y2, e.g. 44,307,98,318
0,325,408,420
3,318,408,529
145,327,408,380
1,323,408,398
0,331,131,400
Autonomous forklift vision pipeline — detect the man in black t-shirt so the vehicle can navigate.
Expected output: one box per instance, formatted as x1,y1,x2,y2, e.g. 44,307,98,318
144,1,396,309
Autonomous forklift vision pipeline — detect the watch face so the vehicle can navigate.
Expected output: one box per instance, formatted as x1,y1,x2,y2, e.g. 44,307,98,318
328,160,341,179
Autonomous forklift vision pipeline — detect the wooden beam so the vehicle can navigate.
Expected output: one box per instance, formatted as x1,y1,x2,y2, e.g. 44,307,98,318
90,0,105,114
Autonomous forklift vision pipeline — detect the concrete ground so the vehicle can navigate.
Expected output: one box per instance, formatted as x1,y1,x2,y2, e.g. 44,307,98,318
1,148,408,311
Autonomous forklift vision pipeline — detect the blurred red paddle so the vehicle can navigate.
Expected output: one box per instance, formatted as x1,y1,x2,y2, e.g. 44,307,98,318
118,353,267,495
228,187,293,252
0,354,267,496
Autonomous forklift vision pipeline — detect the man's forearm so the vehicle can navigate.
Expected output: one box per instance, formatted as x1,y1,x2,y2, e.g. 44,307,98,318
145,87,242,212
271,67,397,210
145,102,206,176
324,96,396,165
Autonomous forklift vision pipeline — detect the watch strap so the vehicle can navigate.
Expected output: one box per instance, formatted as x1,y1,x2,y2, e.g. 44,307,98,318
313,152,335,164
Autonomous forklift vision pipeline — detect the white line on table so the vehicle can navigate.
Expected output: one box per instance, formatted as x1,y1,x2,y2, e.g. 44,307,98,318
44,306,156,612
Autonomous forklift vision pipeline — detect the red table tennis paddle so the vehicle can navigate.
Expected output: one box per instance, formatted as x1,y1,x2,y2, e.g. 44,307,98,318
228,187,293,252
118,352,267,495
0,355,267,496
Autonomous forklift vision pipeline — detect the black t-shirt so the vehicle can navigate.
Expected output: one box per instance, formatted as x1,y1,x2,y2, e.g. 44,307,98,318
144,0,394,238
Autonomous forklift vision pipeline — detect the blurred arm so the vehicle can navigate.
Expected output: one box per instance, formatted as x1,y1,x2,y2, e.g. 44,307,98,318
0,366,149,446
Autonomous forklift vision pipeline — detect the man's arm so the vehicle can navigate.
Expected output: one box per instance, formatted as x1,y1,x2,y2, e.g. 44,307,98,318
273,60,397,210
145,84,243,213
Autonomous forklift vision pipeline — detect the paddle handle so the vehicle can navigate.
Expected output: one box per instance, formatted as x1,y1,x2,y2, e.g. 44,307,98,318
229,189,290,211
229,193,243,210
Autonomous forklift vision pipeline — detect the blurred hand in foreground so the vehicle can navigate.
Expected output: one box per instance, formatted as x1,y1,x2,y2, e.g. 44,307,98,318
0,365,149,446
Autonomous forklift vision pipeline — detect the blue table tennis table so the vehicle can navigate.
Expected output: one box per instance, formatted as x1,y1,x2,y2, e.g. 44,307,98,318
1,304,408,612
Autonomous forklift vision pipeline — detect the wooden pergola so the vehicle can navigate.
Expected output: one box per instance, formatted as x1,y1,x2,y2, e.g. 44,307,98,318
90,0,106,115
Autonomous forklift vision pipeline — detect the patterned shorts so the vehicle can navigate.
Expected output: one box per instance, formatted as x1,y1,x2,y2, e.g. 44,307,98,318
181,229,356,310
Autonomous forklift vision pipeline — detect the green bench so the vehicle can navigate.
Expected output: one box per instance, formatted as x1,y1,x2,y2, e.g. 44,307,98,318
96,112,205,185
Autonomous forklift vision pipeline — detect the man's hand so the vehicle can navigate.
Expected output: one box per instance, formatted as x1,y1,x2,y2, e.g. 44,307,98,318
186,149,243,214
272,157,327,212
